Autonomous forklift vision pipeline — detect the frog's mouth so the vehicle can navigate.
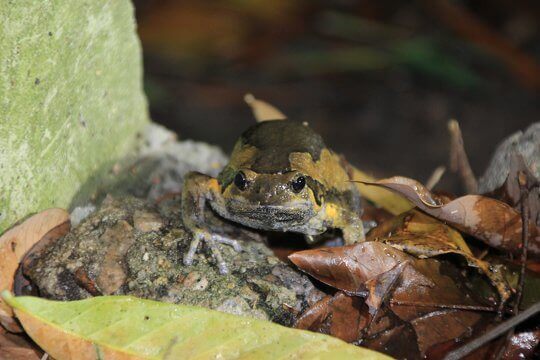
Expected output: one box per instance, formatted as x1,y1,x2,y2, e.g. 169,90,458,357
221,201,316,230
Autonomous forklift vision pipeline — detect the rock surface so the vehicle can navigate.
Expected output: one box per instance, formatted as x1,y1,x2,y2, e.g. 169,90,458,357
25,196,323,326
478,122,539,194
0,0,149,233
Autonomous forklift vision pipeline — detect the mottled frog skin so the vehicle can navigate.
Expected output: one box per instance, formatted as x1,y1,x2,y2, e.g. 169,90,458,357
182,121,364,273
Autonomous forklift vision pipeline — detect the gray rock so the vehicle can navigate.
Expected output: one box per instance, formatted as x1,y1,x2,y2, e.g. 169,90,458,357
478,122,540,194
102,124,229,202
25,197,324,326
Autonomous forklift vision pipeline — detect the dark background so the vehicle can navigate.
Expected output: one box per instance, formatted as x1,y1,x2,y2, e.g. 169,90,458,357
133,0,539,193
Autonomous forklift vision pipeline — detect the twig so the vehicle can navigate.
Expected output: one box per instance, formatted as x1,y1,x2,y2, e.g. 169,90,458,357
442,302,540,360
448,119,478,194
390,300,497,313
425,166,446,190
493,171,530,359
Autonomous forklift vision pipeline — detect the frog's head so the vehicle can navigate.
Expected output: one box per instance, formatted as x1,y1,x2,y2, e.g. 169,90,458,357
216,121,331,230
219,168,322,230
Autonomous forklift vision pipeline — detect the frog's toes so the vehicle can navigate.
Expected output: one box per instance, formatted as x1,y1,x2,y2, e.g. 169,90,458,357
212,233,243,252
183,231,202,266
204,235,229,274
183,229,241,275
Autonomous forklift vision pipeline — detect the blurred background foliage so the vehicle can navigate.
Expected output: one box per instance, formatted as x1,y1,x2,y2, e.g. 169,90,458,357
133,0,539,192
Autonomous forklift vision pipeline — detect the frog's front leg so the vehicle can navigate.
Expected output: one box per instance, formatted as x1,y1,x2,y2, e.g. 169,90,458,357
181,172,241,274
324,203,365,245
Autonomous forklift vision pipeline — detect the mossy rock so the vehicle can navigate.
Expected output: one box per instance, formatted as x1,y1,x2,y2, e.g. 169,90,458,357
0,0,149,232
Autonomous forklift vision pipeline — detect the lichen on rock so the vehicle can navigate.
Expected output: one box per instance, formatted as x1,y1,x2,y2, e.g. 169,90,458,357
25,196,323,326
0,0,149,233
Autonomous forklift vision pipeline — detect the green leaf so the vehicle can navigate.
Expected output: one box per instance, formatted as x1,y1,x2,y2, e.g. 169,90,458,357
2,291,390,359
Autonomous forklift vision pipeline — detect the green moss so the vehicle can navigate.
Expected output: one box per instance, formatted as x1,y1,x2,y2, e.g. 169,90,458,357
0,0,149,232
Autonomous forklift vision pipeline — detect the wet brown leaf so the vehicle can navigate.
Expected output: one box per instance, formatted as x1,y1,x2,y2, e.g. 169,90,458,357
0,209,69,332
288,242,414,294
411,309,483,356
364,261,409,317
362,323,421,359
367,210,512,302
289,242,496,357
294,292,369,343
360,176,540,257
501,330,540,360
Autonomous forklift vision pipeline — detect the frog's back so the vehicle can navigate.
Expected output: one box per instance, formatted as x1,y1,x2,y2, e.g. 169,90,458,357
237,121,326,173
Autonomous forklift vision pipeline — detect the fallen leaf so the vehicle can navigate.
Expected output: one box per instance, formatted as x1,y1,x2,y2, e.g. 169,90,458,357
500,330,540,359
360,176,540,257
288,242,491,313
289,242,495,357
0,209,69,332
362,323,420,359
364,261,408,315
347,167,413,215
2,292,390,360
244,93,287,122
294,292,369,343
289,242,414,294
367,210,512,302
0,327,42,360
361,202,394,231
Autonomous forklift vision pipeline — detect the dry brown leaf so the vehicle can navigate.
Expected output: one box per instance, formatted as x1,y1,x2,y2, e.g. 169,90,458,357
367,210,512,302
0,327,42,360
0,209,69,332
360,176,540,257
244,93,287,122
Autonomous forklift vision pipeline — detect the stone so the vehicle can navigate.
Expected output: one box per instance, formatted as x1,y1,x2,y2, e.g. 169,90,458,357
0,0,149,233
478,122,539,194
25,197,324,326
133,210,163,233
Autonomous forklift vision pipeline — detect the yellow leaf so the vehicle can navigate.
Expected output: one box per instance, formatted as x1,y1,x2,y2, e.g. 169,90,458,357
0,209,69,332
244,93,287,122
350,168,412,215
2,292,391,360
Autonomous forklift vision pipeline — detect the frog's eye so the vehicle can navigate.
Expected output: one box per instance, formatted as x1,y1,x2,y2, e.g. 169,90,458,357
291,176,306,193
234,171,248,191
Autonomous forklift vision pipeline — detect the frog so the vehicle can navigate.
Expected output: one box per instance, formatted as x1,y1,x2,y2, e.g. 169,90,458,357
181,120,364,274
